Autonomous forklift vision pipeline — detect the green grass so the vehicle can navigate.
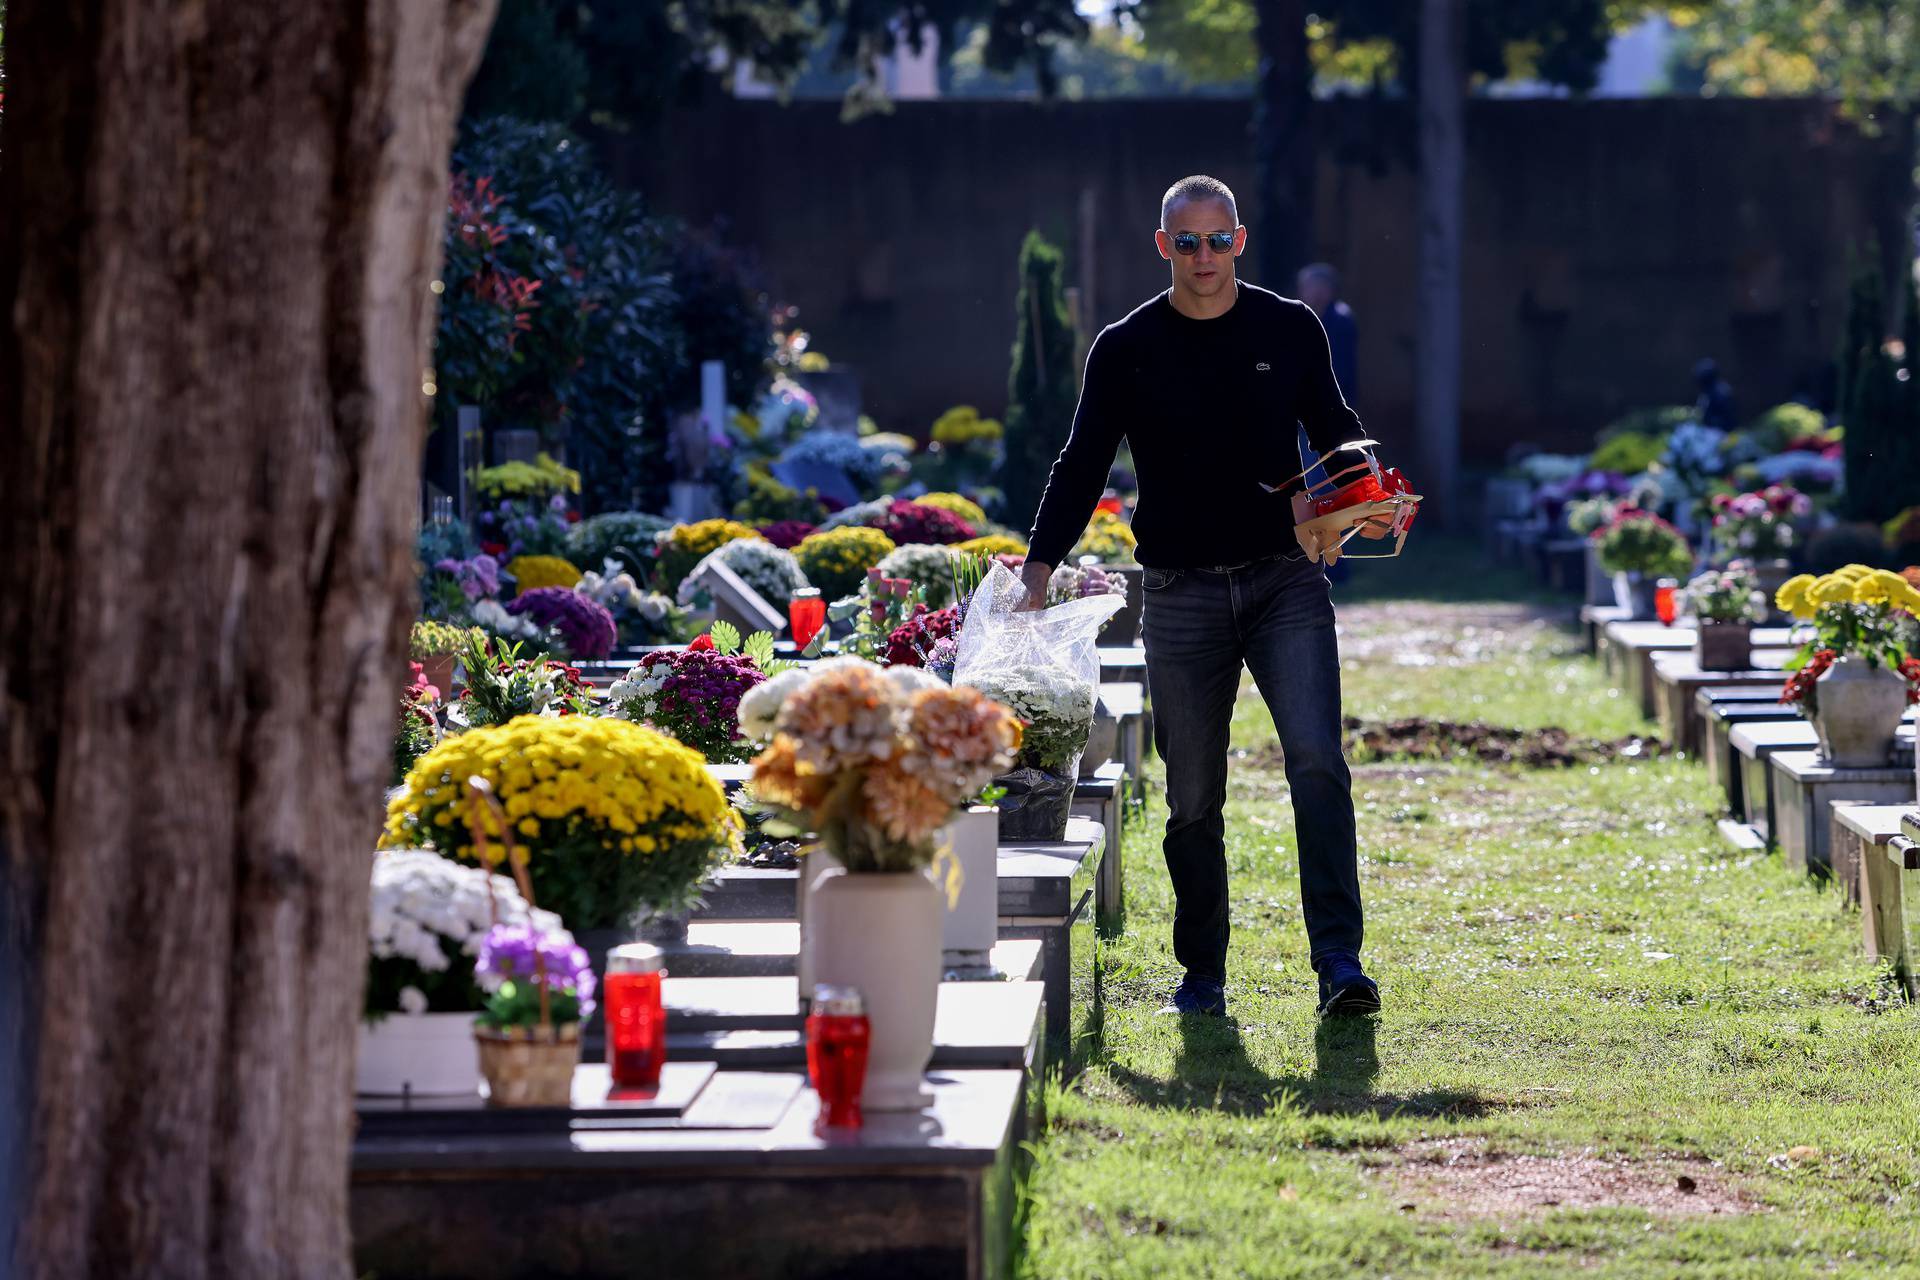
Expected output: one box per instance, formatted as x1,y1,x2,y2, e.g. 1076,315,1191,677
1024,541,1920,1278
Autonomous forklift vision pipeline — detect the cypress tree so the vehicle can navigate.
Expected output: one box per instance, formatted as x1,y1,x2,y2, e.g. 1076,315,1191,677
1840,256,1920,524
1003,230,1081,535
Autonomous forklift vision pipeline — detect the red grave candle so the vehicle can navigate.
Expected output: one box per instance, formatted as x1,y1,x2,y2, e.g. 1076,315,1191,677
789,588,826,650
604,943,667,1089
806,985,871,1130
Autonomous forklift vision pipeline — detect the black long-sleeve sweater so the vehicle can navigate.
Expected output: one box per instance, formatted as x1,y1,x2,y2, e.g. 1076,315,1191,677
1025,280,1368,570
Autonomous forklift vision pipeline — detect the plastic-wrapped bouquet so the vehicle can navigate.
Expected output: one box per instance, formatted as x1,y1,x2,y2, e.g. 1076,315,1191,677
366,848,567,1018
1709,485,1809,562
382,715,741,928
749,661,1021,869
677,537,810,609
504,587,618,660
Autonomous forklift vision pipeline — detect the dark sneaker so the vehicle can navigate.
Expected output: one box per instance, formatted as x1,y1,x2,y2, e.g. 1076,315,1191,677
1316,958,1380,1017
1158,974,1227,1017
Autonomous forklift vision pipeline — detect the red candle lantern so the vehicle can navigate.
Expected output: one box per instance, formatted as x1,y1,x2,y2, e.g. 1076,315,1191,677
604,943,667,1089
788,587,826,651
806,985,871,1130
1655,579,1679,627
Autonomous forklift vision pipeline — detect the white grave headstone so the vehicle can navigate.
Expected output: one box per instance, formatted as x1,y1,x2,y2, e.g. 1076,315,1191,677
683,557,786,637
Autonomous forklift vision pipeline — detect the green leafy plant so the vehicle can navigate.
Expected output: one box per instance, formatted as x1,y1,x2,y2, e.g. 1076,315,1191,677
1592,511,1692,579
411,620,487,658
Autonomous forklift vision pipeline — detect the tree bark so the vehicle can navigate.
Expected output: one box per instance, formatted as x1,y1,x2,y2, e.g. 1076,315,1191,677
1251,0,1313,290
1416,0,1466,528
0,1,497,1276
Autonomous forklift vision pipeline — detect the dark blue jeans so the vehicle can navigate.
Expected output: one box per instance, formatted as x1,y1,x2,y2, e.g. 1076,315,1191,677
1140,551,1363,984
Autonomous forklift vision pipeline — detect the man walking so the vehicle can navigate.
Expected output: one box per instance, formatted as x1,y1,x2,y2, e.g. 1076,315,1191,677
1020,175,1384,1019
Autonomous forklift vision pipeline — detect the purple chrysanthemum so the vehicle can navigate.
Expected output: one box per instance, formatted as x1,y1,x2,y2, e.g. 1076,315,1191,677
507,587,618,659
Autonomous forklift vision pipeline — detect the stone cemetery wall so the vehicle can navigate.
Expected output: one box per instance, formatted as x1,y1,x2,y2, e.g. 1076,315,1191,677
613,95,1908,465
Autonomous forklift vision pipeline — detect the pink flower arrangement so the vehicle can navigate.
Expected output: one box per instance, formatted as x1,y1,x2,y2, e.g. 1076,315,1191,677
875,499,976,546
757,520,817,549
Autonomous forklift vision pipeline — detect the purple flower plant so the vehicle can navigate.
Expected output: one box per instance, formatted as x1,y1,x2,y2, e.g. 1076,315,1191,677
437,553,502,601
476,922,597,1022
634,648,766,762
506,587,618,659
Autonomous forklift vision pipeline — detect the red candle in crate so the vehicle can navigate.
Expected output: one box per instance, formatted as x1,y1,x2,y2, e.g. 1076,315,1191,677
807,985,871,1130
789,588,826,650
1655,579,1678,627
604,943,666,1089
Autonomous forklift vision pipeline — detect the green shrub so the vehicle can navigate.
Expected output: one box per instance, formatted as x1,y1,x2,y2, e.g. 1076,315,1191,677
1587,431,1668,476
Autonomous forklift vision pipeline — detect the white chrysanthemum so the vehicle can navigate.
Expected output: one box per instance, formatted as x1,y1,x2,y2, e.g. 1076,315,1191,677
367,849,567,996
737,666,812,743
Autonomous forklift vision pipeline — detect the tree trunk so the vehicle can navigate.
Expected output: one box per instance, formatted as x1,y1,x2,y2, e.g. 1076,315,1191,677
1251,0,1313,290
1416,0,1466,529
0,1,497,1276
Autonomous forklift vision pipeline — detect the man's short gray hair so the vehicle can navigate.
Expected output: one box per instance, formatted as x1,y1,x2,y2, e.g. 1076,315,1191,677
1160,175,1238,230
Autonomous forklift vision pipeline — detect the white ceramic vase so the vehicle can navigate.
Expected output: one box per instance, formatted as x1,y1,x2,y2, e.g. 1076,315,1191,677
808,868,941,1111
1813,654,1907,768
794,843,845,1007
939,807,1000,968
355,1011,480,1096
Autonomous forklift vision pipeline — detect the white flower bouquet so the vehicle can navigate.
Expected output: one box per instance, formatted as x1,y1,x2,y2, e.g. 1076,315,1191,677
968,667,1095,776
365,848,569,1019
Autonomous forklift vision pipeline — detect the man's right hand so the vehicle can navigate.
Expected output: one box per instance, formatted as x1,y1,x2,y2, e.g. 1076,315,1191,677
1018,560,1053,612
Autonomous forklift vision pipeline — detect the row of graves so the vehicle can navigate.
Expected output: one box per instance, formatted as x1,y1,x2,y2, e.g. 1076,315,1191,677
362,477,1153,1279
1521,493,1920,995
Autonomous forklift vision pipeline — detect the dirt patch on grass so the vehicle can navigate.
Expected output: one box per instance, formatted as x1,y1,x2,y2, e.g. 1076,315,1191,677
1340,717,1671,768
1375,1139,1758,1219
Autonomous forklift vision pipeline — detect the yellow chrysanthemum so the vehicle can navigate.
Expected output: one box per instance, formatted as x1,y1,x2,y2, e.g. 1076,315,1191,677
507,554,583,592
955,533,1029,560
795,526,896,599
1774,573,1815,619
1806,574,1858,609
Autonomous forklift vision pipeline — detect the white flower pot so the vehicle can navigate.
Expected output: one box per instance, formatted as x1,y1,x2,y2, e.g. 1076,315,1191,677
939,807,1000,968
355,1011,480,1097
809,868,941,1111
1813,655,1907,768
794,843,845,1007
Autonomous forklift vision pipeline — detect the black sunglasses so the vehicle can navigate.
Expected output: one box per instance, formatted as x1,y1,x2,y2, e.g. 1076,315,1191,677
1169,230,1237,255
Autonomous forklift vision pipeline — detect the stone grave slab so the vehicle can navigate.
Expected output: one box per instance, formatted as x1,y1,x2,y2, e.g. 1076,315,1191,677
1580,604,1630,656
1831,806,1915,967
1071,761,1126,935
1101,680,1148,800
1731,720,1823,845
1703,702,1805,817
1771,748,1917,876
1650,651,1792,756
352,1068,1026,1280
663,973,1046,1077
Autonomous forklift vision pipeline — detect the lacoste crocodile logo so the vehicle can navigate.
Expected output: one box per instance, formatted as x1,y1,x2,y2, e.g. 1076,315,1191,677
1255,362,1270,371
